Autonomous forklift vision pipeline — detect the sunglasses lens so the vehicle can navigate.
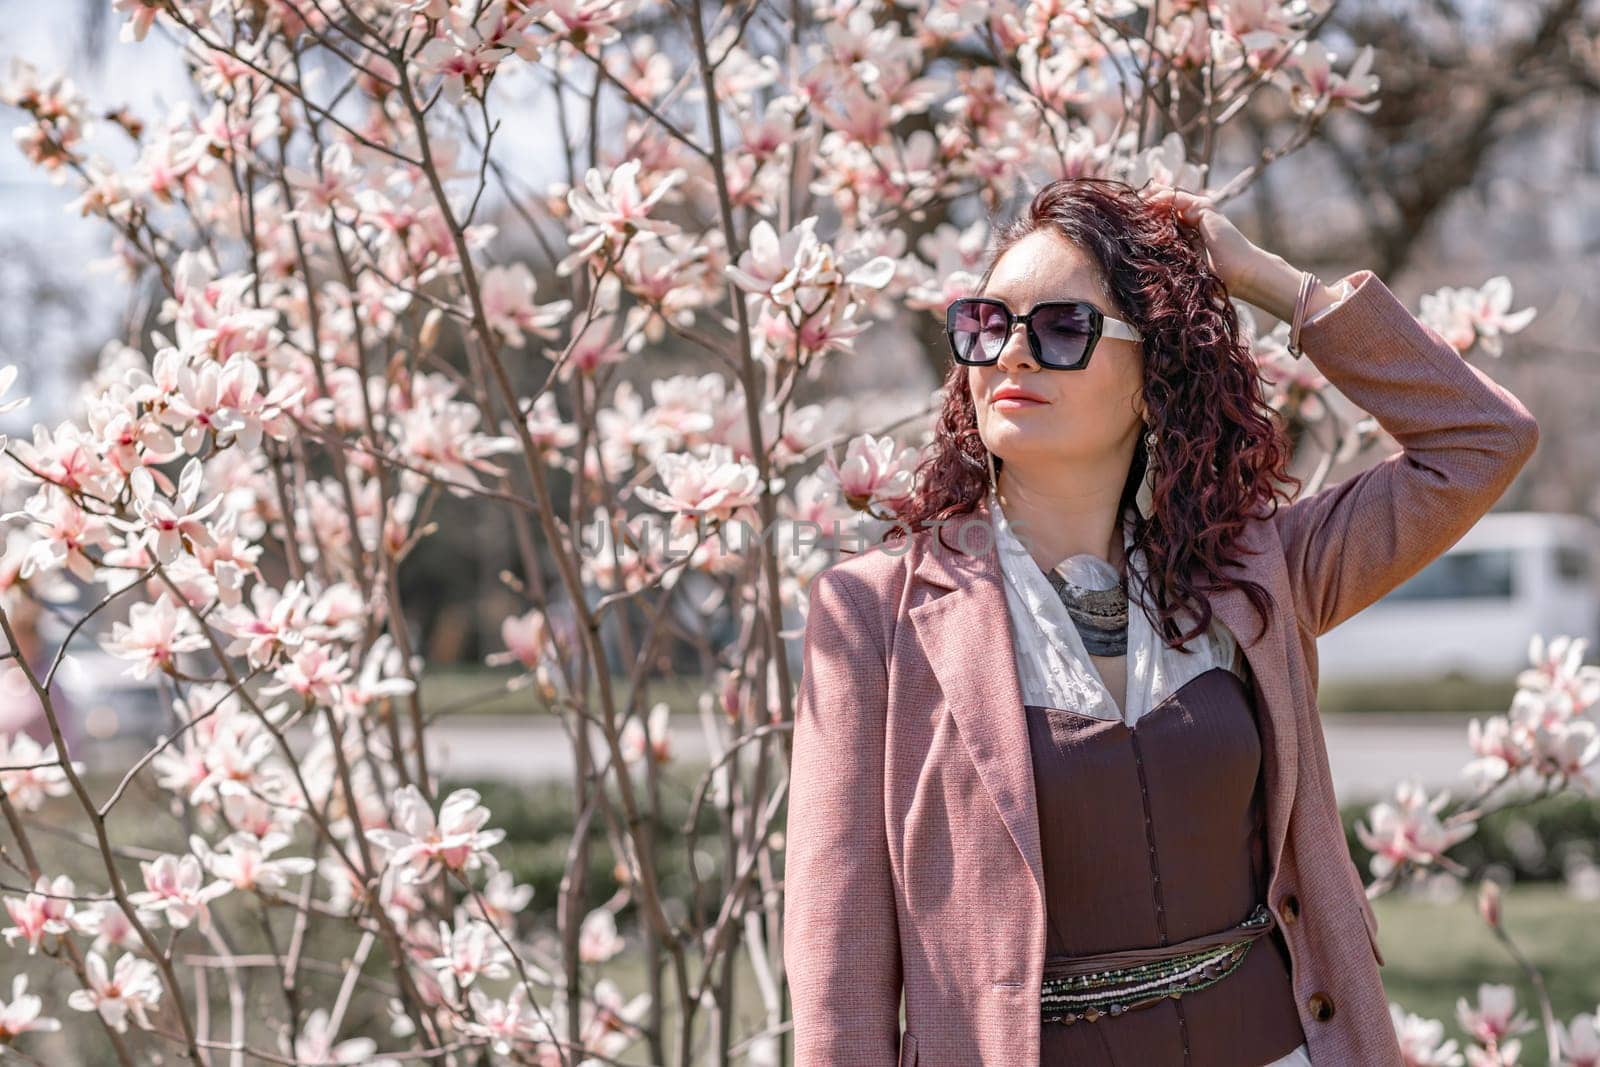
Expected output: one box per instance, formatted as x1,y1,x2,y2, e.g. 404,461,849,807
1031,303,1094,367
949,300,1010,363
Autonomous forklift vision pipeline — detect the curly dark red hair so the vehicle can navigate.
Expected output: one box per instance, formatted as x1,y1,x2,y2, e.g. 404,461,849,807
889,176,1302,651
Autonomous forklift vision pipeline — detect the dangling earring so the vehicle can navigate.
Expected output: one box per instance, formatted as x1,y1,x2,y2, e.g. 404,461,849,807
1134,425,1157,519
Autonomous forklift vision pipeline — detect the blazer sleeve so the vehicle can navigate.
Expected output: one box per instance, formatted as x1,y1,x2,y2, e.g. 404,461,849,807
1273,268,1540,639
783,566,902,1064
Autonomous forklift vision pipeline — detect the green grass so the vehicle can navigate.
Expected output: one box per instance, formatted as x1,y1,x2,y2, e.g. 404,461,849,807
1374,884,1600,1061
422,666,1522,717
1316,675,1520,714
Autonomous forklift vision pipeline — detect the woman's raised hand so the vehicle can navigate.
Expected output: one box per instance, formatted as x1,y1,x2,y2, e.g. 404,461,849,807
1137,178,1278,308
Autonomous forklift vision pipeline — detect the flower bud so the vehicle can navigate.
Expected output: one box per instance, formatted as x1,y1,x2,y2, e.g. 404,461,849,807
1478,878,1502,928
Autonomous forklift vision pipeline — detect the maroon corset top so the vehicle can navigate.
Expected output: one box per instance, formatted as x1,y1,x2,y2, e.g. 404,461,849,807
1025,664,1307,1067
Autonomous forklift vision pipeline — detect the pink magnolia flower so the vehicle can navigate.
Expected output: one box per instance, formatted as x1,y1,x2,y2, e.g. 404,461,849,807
463,868,535,932
620,701,672,765
104,594,209,679
1418,277,1537,359
579,977,651,1060
283,141,363,229
1465,714,1528,788
67,951,163,1033
1286,40,1380,116
637,443,764,529
74,899,142,955
415,14,517,103
558,159,683,275
340,633,418,718
163,353,284,455
578,906,625,963
427,915,513,994
1527,716,1600,792
127,852,231,930
216,578,311,668
288,1007,401,1066
1517,634,1600,718
0,974,61,1042
115,459,222,564
366,785,506,883
0,364,27,452
393,388,518,493
557,314,629,380
524,391,580,456
22,488,115,583
3,874,78,954
192,831,316,892
1457,983,1535,1050
465,984,553,1056
823,432,918,512
726,215,894,314
1391,1001,1464,1066
480,262,573,347
262,641,352,706
1557,1010,1600,1067
542,0,638,49
1355,781,1476,880
1465,1043,1522,1067
486,608,551,671
0,731,80,811
111,0,165,42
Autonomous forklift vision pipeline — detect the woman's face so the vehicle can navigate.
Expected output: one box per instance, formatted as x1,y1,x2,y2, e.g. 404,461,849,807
968,229,1146,476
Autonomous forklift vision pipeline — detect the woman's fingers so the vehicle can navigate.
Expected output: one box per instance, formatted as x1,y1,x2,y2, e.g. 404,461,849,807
1140,181,1209,226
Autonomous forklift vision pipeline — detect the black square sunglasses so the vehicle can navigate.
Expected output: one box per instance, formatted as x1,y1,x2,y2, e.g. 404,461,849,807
944,296,1143,370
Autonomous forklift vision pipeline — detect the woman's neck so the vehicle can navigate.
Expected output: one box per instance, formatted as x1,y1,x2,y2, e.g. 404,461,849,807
993,465,1129,576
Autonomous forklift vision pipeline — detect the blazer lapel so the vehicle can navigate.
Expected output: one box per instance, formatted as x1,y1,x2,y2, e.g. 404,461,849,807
905,500,1300,912
1201,524,1300,884
908,502,1046,904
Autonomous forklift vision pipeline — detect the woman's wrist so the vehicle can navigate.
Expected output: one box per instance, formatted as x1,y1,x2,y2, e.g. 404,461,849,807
1233,251,1341,324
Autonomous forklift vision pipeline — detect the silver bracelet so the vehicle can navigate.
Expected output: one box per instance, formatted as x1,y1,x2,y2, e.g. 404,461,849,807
1287,270,1318,360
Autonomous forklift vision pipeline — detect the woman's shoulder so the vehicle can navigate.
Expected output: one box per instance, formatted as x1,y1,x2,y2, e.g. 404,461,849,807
813,528,919,599
805,523,936,628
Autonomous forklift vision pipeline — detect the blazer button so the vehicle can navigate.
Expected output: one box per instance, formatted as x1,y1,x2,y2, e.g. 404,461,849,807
1307,991,1336,1021
1280,893,1300,924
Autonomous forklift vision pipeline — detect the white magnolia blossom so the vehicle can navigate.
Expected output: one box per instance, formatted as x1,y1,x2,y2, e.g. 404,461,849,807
1355,781,1477,880
0,731,80,810
0,973,61,1043
2,874,78,954
66,951,163,1033
366,785,507,883
633,443,765,538
1390,1001,1465,1066
127,852,232,930
822,432,920,511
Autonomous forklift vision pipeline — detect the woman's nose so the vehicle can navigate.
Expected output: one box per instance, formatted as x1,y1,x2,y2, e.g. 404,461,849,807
995,318,1037,373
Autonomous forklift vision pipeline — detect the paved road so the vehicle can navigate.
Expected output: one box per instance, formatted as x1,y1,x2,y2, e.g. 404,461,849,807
423,711,1489,803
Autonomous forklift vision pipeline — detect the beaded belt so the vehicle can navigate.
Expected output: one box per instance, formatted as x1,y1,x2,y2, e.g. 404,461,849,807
1041,903,1277,1025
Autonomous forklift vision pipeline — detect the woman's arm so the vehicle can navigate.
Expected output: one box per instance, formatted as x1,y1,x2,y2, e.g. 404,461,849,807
1265,268,1540,638
783,566,903,1064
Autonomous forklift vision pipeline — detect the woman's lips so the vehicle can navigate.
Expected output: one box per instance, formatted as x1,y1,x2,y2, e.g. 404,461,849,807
993,395,1048,410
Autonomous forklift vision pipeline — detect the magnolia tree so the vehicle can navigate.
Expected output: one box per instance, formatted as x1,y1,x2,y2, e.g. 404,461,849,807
0,0,1594,1064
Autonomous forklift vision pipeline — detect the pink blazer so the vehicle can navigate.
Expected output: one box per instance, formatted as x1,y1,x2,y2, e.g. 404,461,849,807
783,268,1540,1067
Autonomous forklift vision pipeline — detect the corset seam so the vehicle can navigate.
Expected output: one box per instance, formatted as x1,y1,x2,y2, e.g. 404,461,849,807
1128,726,1192,1065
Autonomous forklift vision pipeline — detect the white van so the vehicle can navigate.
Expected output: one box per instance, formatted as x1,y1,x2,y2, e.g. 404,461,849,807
1315,511,1600,686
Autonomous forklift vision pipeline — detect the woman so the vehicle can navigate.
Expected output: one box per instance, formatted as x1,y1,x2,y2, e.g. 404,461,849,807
782,176,1539,1067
